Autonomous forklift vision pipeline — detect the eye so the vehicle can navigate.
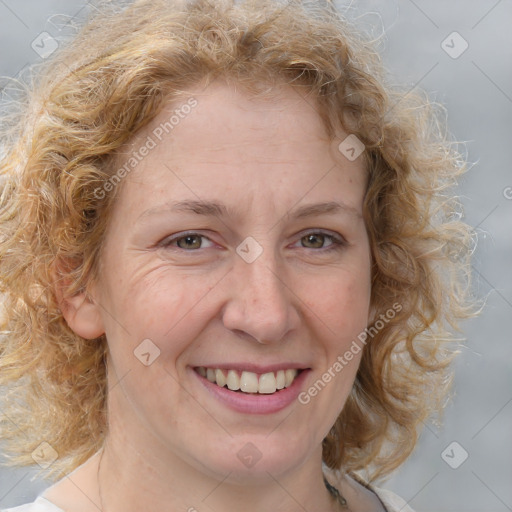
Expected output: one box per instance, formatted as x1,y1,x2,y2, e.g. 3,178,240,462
157,230,346,252
295,231,346,251
159,232,214,250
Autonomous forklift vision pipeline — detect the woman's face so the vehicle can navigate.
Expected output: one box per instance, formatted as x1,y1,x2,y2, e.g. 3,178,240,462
83,81,371,483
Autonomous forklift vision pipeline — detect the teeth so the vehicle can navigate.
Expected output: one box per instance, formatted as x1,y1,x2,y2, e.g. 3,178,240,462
226,369,240,391
276,370,285,390
285,369,296,387
215,369,226,387
196,367,299,394
259,372,277,394
240,371,259,393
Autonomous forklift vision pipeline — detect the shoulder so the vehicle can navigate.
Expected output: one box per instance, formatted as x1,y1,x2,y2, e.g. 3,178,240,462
324,466,416,512
370,485,416,512
1,497,64,512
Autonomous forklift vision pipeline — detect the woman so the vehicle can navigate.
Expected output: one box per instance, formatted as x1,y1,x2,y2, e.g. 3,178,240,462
0,1,476,511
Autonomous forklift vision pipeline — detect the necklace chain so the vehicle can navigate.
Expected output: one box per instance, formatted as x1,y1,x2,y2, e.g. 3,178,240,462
97,448,347,511
323,475,348,508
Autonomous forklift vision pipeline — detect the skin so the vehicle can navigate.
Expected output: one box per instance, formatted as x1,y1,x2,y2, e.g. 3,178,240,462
51,80,383,512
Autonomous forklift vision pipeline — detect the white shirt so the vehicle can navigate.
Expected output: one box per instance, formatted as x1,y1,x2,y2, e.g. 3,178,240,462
1,485,415,512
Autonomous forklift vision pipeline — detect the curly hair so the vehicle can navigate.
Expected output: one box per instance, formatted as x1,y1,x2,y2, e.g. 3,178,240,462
0,0,476,483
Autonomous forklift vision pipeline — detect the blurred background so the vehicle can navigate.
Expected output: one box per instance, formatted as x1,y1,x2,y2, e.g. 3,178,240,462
0,1,510,511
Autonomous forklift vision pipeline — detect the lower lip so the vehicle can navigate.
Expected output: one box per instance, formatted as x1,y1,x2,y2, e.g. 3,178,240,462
191,368,311,415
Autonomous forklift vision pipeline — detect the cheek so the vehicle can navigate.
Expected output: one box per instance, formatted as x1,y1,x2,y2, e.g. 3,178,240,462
129,274,211,340
102,270,214,419
301,269,371,340
100,265,218,367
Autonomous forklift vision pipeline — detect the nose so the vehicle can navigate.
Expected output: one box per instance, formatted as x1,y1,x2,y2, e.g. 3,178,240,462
221,249,300,344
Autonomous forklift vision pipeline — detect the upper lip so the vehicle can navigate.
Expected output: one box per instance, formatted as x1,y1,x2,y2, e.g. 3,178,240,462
192,363,310,374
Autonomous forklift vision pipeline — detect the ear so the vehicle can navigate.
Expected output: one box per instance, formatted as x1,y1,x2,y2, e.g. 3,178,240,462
52,264,105,340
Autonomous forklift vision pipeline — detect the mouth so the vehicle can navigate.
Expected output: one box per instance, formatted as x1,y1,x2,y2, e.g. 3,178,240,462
194,366,304,395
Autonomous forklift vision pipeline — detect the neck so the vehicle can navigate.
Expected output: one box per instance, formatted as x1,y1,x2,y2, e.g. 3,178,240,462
97,433,340,512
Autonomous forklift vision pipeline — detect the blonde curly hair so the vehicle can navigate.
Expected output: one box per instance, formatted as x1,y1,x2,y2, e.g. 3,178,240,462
0,0,476,483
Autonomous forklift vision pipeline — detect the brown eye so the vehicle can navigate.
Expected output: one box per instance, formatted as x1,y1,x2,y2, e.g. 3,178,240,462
294,231,346,253
301,233,329,249
158,233,213,251
176,235,203,249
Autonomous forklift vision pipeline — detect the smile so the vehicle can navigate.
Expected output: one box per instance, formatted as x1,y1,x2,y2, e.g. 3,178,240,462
194,367,302,394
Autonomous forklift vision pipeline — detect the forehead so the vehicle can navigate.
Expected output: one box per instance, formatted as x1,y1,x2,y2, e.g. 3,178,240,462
111,81,367,219
148,81,329,147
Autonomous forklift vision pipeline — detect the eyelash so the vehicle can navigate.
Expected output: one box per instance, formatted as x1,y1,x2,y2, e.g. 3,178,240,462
158,230,347,253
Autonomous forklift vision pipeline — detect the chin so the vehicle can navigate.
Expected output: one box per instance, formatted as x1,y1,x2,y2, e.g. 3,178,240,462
192,436,313,484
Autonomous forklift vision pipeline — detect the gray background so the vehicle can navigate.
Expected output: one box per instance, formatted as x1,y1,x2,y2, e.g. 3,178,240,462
0,1,511,511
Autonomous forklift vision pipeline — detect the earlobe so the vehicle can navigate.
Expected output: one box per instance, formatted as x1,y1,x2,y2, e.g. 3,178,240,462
52,266,105,340
60,291,105,340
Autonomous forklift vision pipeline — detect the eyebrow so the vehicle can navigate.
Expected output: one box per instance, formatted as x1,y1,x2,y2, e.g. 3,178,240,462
137,199,362,223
